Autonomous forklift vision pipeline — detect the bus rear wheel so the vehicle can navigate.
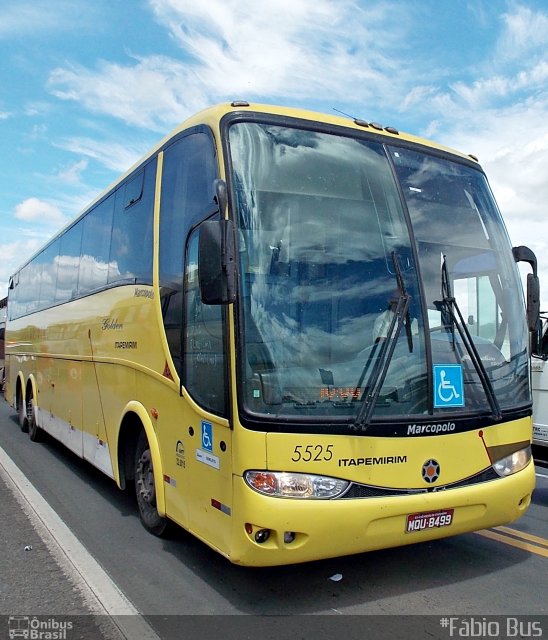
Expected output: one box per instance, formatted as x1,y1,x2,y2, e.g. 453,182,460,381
27,390,42,442
18,390,28,433
134,430,169,536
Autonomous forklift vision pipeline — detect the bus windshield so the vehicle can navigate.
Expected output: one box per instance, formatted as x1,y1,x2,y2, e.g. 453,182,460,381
228,121,530,426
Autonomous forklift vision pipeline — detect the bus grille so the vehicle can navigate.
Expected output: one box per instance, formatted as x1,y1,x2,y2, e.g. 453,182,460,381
341,466,500,499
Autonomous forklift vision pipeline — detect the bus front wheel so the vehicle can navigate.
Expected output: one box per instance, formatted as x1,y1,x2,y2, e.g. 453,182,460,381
134,430,169,537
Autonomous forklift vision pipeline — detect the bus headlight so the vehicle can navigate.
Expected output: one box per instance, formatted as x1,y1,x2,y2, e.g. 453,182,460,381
492,446,532,477
244,470,349,499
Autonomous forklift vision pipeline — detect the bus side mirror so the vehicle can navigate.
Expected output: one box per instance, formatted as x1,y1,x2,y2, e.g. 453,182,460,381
198,219,237,305
527,273,542,356
526,272,540,333
513,245,541,352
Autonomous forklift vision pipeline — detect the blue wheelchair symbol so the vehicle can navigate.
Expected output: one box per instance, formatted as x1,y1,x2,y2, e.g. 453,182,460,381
201,421,213,452
433,364,464,408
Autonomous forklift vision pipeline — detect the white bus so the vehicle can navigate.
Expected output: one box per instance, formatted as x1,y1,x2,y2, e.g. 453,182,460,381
0,296,6,390
532,316,548,450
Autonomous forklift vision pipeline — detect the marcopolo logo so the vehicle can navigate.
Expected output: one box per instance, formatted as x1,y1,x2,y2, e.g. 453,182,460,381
408,422,456,436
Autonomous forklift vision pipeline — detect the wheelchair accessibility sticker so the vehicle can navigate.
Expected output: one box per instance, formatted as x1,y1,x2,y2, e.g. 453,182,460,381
201,420,213,452
433,364,464,408
196,420,219,469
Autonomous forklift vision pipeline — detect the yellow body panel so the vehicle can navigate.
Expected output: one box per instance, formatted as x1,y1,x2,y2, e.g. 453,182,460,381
264,418,531,487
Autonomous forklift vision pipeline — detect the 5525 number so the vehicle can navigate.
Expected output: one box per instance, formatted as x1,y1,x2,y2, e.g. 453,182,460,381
291,444,333,463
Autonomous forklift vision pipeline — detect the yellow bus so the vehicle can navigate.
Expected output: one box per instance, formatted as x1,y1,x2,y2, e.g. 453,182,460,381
4,102,541,566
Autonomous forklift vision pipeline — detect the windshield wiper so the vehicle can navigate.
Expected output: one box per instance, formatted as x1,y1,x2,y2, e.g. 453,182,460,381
434,255,502,420
351,251,411,431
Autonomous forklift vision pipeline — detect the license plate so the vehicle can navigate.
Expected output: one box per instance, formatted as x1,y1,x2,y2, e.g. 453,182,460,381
405,508,454,533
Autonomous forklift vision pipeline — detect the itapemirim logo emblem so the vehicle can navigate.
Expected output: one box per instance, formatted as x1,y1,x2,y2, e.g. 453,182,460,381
422,458,441,484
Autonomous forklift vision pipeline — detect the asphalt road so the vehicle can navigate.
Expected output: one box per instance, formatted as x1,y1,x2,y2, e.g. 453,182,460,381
0,397,546,639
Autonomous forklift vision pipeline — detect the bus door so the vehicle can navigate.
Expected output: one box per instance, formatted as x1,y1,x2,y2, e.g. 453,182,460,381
167,226,233,552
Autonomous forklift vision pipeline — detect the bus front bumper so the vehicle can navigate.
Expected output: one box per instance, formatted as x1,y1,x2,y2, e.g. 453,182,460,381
226,462,535,566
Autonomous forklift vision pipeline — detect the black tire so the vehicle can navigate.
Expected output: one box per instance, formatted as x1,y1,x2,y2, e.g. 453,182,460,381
134,430,169,536
27,390,42,442
18,391,28,433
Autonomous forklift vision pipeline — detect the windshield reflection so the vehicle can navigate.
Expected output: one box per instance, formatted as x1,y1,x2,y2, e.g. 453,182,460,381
228,122,530,425
390,147,530,415
230,122,425,420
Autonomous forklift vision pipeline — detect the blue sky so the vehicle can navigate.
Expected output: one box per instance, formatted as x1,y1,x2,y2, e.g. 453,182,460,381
2,0,548,304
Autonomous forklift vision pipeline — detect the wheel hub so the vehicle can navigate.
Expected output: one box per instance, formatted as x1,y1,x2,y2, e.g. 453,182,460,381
137,450,155,504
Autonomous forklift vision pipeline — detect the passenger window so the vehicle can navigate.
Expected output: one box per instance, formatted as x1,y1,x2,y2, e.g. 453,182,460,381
56,221,83,302
124,171,144,208
109,160,155,285
79,195,114,294
38,239,60,308
159,132,217,287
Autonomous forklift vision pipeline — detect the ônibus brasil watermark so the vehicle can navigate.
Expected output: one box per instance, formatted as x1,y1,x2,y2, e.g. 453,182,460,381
7,616,73,640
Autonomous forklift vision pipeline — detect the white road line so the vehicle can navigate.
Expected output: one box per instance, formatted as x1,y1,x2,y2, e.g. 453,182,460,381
0,445,160,640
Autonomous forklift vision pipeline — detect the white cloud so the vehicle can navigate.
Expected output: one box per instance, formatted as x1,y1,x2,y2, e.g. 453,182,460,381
56,159,88,185
14,198,67,227
432,98,548,308
47,0,409,130
398,3,548,307
0,238,45,288
53,136,148,173
149,0,406,98
496,4,548,61
48,56,197,131
24,101,55,118
448,62,548,109
0,1,93,39
151,0,373,88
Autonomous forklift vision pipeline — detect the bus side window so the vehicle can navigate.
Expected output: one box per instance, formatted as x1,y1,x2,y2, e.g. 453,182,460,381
183,228,226,416
159,130,218,379
540,322,548,358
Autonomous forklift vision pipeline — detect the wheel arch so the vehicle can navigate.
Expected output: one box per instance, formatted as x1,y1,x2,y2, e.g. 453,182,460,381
25,374,38,405
116,401,166,517
15,371,26,411
25,373,39,419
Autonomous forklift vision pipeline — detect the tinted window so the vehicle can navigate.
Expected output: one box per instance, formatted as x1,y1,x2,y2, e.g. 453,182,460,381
8,157,155,318
108,158,156,285
7,274,18,320
17,265,34,316
79,195,114,294
38,239,60,308
56,221,83,303
159,132,217,287
159,131,218,376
